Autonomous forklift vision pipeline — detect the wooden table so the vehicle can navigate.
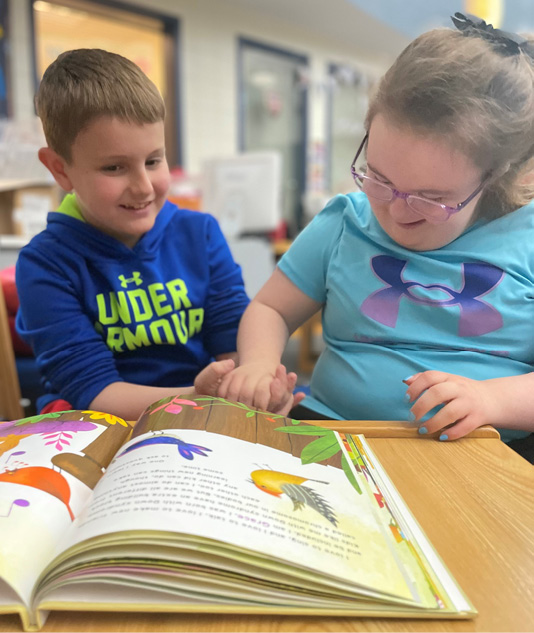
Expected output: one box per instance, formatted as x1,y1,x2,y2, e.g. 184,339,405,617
1,424,533,632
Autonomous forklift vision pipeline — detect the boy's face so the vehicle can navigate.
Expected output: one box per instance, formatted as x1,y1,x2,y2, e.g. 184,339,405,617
365,114,485,251
62,116,170,248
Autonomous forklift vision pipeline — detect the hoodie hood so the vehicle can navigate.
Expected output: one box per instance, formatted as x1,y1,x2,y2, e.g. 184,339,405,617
45,195,177,262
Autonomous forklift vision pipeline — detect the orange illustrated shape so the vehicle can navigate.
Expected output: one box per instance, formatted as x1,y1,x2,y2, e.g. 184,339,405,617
0,466,75,520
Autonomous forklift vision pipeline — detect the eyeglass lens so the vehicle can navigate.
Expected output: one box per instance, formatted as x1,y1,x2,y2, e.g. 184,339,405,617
355,175,450,222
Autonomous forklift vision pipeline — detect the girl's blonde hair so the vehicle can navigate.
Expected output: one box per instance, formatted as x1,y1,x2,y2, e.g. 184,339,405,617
366,29,534,218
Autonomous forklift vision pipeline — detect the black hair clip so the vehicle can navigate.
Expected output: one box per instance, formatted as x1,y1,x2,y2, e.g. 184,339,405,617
451,12,534,59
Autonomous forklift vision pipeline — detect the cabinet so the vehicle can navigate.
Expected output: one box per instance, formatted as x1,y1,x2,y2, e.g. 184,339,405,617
0,179,60,233
0,179,61,267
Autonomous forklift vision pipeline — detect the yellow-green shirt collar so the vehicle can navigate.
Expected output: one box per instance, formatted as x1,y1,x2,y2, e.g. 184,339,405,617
56,193,86,222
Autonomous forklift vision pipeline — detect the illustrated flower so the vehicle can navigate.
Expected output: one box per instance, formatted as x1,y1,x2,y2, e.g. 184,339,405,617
82,411,129,427
149,397,198,416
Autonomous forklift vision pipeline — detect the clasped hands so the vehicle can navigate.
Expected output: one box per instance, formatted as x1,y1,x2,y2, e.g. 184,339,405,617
194,359,304,417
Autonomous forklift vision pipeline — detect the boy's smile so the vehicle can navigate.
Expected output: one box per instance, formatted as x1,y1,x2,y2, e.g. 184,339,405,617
57,116,170,248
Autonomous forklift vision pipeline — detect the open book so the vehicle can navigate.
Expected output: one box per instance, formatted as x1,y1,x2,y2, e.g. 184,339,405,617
0,395,475,630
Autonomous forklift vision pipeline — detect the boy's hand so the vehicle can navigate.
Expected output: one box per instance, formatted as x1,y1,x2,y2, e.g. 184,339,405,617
194,358,236,396
404,371,500,440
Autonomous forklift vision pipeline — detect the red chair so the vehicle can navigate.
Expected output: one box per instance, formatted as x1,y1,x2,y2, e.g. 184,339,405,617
0,277,24,419
0,266,42,418
0,266,33,357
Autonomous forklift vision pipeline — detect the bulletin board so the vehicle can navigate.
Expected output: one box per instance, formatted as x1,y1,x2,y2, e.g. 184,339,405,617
33,0,166,97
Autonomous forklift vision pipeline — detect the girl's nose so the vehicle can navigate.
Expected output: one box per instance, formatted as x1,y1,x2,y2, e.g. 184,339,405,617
388,196,421,222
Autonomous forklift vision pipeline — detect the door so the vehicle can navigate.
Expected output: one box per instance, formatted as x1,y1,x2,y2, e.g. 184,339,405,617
327,63,369,195
239,39,308,235
31,0,181,166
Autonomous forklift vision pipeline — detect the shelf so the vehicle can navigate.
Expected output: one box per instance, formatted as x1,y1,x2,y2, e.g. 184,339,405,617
0,234,28,248
0,178,54,193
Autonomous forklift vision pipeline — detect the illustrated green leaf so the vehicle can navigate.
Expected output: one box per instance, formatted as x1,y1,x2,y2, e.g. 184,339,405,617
300,433,340,465
14,412,63,426
290,418,301,425
196,397,257,413
274,425,330,436
341,454,362,495
179,396,287,420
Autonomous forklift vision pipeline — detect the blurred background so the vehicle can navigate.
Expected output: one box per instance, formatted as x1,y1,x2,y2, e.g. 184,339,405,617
0,0,533,414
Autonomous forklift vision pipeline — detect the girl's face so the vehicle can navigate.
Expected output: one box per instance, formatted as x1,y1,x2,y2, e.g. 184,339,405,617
365,114,485,251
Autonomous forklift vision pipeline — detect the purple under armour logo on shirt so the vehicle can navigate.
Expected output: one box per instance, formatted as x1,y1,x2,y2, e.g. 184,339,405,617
360,255,504,337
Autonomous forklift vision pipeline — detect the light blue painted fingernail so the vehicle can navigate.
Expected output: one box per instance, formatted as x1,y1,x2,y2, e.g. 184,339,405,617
403,375,414,382
404,393,411,402
409,411,415,421
439,434,449,441
418,426,427,434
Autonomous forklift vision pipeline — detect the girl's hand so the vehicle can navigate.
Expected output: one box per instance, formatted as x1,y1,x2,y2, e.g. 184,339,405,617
218,362,305,416
404,371,500,440
269,364,306,416
217,361,279,412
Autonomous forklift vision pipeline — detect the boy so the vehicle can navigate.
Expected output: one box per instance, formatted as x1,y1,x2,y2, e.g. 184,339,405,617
16,49,298,420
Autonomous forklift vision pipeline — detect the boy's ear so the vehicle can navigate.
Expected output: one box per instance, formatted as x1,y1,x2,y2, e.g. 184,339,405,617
38,147,74,192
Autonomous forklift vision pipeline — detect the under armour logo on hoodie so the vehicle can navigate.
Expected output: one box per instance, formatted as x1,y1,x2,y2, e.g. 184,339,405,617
118,272,143,288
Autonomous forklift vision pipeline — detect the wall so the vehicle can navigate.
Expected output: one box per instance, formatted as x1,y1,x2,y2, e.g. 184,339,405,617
7,0,409,178
8,0,34,122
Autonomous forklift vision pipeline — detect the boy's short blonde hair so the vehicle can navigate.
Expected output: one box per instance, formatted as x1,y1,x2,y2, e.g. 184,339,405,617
35,48,166,162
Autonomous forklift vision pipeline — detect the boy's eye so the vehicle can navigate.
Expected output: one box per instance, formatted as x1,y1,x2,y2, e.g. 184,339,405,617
146,157,163,167
102,165,121,173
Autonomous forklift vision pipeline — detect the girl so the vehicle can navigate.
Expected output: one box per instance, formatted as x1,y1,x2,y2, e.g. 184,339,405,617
218,14,534,459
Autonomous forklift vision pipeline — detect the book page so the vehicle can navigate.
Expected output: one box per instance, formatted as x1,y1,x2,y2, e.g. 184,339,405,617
47,428,421,604
0,411,131,606
346,434,473,614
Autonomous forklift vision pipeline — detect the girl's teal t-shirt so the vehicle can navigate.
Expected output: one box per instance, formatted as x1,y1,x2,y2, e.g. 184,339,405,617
279,192,534,442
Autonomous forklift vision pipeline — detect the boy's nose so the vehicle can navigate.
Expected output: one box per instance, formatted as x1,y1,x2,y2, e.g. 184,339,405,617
130,169,154,197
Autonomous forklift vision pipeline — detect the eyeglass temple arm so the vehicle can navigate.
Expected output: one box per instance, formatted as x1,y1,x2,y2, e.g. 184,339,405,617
457,177,489,210
351,133,369,170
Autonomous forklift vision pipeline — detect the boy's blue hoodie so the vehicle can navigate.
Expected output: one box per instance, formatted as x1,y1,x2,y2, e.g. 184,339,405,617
16,195,249,411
